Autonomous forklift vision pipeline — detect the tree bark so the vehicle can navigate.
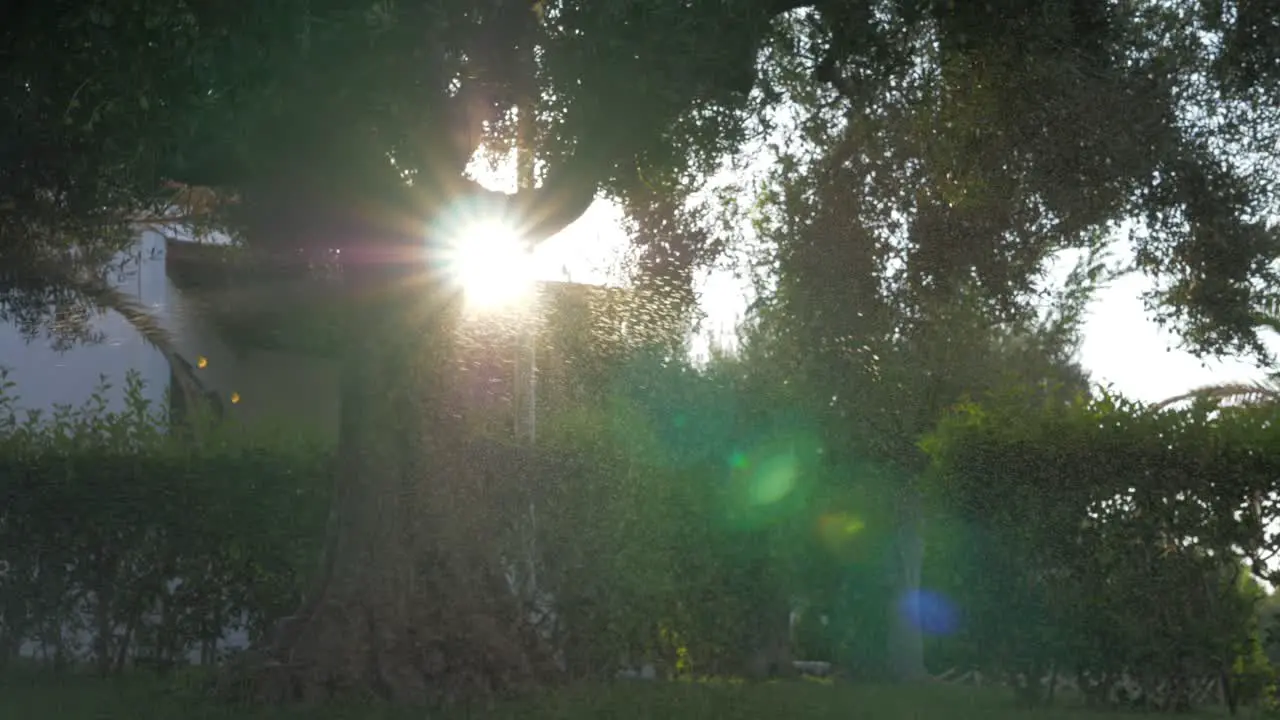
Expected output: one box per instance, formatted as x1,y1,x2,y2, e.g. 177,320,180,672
745,600,795,680
220,199,555,704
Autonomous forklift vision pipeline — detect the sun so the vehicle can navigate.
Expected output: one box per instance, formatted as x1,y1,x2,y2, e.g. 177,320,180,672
443,220,536,311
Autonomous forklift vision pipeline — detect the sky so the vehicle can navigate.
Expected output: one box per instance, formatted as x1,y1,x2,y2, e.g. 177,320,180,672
1076,263,1271,404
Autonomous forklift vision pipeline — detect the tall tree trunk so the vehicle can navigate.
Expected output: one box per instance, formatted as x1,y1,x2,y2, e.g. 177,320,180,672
887,487,927,682
225,193,554,703
745,599,795,680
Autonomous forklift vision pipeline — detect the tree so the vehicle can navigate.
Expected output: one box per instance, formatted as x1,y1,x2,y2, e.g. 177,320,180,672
726,0,1280,680
5,0,808,701
5,0,1280,702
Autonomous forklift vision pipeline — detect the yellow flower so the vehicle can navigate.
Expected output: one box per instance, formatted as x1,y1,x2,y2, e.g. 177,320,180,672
197,356,208,369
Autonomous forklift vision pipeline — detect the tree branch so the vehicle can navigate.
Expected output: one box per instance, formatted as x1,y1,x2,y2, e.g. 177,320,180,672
1,258,217,422
443,79,500,172
766,0,818,16
502,158,599,247
176,0,822,251
472,0,820,248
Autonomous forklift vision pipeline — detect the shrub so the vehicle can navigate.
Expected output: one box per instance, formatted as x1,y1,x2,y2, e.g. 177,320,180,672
0,370,330,674
920,388,1280,710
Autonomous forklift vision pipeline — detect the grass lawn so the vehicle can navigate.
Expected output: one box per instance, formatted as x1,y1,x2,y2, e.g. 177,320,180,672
0,672,1238,719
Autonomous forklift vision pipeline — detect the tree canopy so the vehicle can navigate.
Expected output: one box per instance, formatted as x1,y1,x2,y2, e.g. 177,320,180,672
4,1,1278,356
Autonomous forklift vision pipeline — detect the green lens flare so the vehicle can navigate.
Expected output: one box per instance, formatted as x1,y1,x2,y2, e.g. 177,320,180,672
747,453,798,506
724,432,821,529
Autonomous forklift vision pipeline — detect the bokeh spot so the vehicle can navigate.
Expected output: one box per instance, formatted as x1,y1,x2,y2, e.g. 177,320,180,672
898,589,959,636
747,451,799,506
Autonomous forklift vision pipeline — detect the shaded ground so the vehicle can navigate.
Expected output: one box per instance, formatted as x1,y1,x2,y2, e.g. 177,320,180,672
0,672,1247,720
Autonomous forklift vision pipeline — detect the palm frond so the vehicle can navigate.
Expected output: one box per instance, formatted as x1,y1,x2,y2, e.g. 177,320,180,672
1153,381,1280,410
8,259,217,426
80,278,216,421
1253,310,1280,338
1154,305,1280,411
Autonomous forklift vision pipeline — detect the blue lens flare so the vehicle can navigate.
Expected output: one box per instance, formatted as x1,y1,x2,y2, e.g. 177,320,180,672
898,589,959,636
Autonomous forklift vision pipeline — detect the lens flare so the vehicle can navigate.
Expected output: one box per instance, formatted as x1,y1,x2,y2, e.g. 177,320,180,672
897,589,959,636
818,512,865,543
817,512,867,562
723,434,822,530
746,452,799,506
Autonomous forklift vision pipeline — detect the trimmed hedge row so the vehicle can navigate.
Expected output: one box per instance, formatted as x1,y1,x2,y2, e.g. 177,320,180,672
921,389,1280,710
0,371,330,673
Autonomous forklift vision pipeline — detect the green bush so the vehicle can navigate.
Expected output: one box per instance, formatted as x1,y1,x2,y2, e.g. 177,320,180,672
0,370,331,674
920,387,1280,709
0,352,808,684
529,351,818,680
